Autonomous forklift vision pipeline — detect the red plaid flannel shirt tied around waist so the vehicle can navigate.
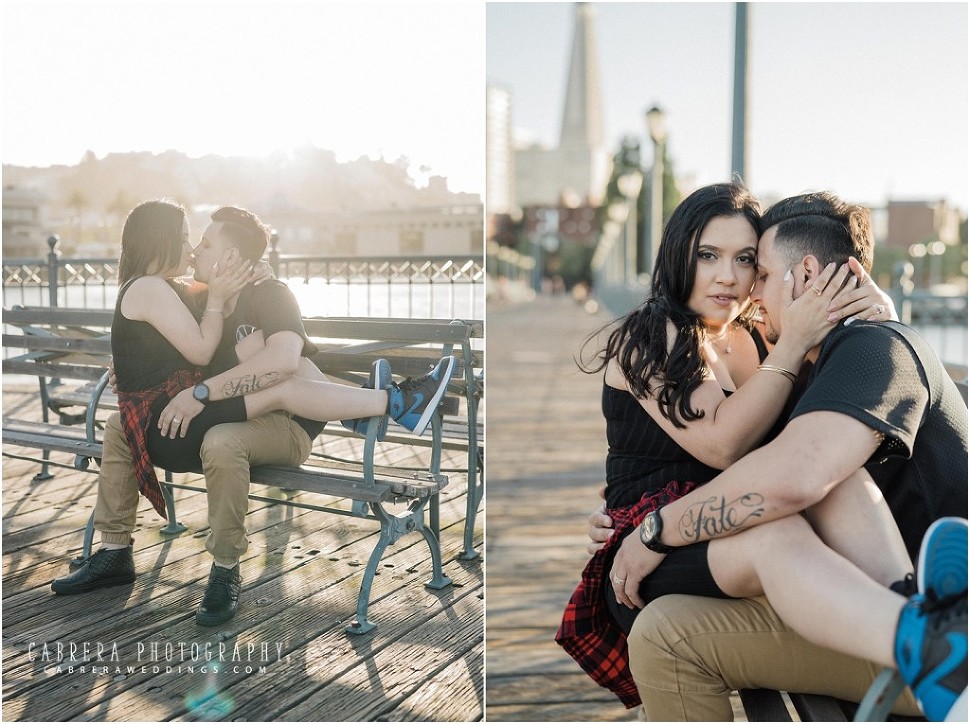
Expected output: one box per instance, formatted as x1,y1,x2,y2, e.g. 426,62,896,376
554,479,701,709
117,368,204,520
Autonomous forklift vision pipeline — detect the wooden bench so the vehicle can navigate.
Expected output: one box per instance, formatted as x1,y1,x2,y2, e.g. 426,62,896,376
739,674,925,721
2,305,482,634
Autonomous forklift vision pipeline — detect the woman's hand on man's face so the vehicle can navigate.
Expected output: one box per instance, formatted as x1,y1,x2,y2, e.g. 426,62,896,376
826,256,897,324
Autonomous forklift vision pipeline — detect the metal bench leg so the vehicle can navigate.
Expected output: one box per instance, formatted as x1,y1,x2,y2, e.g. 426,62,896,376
418,523,452,591
32,377,55,481
69,509,98,571
346,521,392,635
33,450,55,482
459,410,482,561
853,668,906,722
159,472,187,536
429,493,441,540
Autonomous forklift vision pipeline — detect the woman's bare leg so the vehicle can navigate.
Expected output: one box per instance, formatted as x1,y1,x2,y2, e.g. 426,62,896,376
707,514,903,668
228,330,384,420
239,376,387,421
804,468,912,586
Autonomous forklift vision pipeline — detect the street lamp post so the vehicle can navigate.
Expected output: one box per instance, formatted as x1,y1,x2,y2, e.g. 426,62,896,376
617,171,643,286
645,106,668,282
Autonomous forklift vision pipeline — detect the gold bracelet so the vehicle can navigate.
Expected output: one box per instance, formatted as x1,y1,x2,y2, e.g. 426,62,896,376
758,363,797,384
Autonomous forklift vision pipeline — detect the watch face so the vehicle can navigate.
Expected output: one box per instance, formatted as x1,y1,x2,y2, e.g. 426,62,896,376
644,512,659,541
193,384,209,402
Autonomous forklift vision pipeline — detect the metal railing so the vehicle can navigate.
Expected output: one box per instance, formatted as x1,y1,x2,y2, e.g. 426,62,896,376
3,235,485,320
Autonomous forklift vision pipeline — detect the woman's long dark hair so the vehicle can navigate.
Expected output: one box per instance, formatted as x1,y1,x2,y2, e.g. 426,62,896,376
582,183,761,428
118,200,186,284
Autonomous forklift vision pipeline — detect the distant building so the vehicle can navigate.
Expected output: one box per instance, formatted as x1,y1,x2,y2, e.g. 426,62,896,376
884,199,963,249
514,3,611,209
486,85,517,219
2,186,47,257
271,204,483,257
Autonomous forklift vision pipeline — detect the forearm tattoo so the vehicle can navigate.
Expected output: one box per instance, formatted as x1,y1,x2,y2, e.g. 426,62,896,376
222,372,280,398
678,493,765,543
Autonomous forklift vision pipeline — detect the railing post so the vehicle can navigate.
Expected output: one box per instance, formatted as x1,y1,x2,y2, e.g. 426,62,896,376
269,229,280,278
892,261,914,325
46,234,61,308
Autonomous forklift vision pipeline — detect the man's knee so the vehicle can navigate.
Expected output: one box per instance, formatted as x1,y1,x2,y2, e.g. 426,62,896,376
199,424,250,471
629,595,728,692
102,412,129,455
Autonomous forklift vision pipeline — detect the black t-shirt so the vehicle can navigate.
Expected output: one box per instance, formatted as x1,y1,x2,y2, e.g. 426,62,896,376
790,321,968,560
208,280,324,439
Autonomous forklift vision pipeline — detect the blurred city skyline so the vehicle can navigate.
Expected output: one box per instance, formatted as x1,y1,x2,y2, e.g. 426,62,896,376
487,2,968,211
2,1,484,196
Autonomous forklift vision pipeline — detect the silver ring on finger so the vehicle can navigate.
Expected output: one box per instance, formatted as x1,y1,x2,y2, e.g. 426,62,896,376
173,418,183,424
873,304,885,316
613,575,626,584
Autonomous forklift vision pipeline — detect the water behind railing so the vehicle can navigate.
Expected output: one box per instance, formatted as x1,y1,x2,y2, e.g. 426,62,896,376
3,254,484,321
2,280,482,322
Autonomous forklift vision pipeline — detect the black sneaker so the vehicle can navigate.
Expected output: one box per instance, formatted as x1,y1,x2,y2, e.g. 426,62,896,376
196,563,242,626
51,545,135,595
386,357,456,436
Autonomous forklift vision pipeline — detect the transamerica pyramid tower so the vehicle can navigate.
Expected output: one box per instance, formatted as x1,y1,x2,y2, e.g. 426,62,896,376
559,2,603,151
515,2,611,207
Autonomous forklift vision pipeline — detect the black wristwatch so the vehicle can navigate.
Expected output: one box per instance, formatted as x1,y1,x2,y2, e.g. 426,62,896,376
192,383,211,404
640,509,675,554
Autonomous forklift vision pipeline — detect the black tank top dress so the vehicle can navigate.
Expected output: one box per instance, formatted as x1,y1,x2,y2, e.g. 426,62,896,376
113,277,248,473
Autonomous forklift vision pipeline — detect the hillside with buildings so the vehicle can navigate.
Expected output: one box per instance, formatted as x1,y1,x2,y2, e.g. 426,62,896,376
2,148,482,258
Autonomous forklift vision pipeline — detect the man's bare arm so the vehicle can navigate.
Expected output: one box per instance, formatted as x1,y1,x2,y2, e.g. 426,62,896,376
204,330,303,402
658,411,883,547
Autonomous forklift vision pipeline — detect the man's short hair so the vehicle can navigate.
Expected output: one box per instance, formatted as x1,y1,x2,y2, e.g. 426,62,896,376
762,192,874,272
211,206,269,262
773,214,858,272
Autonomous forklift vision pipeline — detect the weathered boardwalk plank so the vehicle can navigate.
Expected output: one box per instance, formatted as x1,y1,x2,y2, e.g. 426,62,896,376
2,386,483,722
484,296,638,722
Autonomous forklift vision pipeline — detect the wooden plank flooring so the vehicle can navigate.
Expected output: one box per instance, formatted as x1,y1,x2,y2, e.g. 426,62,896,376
1,386,483,722
485,296,640,722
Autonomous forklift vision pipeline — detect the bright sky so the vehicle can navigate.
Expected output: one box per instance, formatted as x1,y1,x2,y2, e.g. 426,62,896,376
486,2,968,211
2,1,484,195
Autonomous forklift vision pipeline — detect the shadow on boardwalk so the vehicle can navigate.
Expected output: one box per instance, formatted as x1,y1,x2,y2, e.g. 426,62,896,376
485,295,639,722
1,390,483,722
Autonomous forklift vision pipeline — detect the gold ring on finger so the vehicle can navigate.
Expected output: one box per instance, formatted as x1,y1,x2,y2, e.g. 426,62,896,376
812,286,823,296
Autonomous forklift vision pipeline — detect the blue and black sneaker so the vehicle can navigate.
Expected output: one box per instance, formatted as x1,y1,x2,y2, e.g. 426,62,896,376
895,592,967,721
340,359,391,441
918,517,969,603
387,356,455,437
895,518,969,721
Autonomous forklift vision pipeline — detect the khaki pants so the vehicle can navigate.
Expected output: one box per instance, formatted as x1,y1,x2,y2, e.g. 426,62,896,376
94,411,312,565
628,594,920,722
